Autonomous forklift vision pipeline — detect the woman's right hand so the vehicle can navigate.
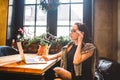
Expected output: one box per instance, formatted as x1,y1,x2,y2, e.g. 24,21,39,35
39,55,49,61
39,52,62,61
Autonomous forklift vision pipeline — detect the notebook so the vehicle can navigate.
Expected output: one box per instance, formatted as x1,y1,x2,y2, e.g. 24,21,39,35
16,41,47,64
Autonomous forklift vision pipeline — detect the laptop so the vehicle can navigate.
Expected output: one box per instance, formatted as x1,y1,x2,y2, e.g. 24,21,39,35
16,41,47,64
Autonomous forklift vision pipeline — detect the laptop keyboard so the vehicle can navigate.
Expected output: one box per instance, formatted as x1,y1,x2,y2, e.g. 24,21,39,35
25,57,47,64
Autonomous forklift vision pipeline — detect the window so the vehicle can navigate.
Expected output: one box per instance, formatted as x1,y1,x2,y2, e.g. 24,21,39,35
8,0,13,26
7,0,83,40
57,0,83,37
7,0,14,40
24,0,47,39
23,0,83,38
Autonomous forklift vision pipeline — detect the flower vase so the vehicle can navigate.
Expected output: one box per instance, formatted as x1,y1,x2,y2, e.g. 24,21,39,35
37,45,49,56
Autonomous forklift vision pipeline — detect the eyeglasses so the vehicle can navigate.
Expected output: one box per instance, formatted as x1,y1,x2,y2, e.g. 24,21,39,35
70,29,77,33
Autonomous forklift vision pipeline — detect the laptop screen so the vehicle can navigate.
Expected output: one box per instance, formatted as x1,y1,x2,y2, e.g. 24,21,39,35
16,41,26,61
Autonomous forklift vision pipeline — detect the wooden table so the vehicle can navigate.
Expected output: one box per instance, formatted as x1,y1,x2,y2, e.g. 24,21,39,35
0,54,61,80
0,54,59,75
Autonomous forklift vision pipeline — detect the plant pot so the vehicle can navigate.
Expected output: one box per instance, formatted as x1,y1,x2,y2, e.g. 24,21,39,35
37,45,49,55
22,42,39,53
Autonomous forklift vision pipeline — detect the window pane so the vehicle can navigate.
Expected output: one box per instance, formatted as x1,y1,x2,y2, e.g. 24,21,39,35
24,6,35,25
8,6,13,25
57,4,70,25
25,0,36,4
71,0,83,3
60,0,70,3
24,27,35,39
57,27,69,37
24,27,47,39
60,0,83,3
71,4,83,25
36,27,47,36
37,0,41,4
9,0,13,5
36,6,47,25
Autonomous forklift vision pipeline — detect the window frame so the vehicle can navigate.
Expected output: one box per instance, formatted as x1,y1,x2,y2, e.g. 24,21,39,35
7,0,93,46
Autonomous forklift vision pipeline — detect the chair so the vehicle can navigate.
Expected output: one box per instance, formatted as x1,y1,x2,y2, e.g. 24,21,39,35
95,57,120,80
0,46,19,57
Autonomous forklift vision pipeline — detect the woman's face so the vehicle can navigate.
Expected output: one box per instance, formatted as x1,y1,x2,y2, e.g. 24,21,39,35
70,25,79,40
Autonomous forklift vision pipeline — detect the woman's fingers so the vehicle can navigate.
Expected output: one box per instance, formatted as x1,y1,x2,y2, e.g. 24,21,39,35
39,55,49,61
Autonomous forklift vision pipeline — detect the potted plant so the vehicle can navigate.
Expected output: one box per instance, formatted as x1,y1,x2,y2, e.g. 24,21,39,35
39,0,60,11
49,36,70,54
57,36,70,47
22,33,57,54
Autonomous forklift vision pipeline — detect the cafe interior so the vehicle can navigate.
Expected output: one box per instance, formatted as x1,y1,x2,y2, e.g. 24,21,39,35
0,0,120,80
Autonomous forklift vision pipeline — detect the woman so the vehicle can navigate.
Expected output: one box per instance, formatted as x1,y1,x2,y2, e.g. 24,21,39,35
41,23,97,80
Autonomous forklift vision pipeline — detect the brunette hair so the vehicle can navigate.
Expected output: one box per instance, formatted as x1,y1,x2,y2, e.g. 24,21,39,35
74,22,92,43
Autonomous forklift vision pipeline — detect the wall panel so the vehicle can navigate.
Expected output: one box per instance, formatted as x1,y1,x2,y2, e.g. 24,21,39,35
0,0,8,45
94,0,118,61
